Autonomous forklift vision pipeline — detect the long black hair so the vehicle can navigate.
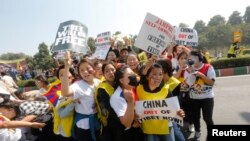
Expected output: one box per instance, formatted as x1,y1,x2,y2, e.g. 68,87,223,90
114,65,129,88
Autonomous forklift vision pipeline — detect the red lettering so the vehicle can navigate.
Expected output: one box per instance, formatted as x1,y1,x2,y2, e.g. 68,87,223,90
178,34,187,39
144,110,158,115
146,20,156,28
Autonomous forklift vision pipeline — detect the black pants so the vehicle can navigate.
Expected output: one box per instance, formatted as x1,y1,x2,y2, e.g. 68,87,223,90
55,135,74,141
227,54,236,58
75,127,99,141
190,98,214,133
35,118,56,141
181,93,193,124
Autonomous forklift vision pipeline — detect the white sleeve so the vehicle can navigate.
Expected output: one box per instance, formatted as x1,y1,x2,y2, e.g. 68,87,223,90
207,66,216,80
70,83,80,100
0,128,22,141
110,96,127,117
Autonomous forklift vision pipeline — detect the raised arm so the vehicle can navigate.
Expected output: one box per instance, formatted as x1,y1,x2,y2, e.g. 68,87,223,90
61,51,74,97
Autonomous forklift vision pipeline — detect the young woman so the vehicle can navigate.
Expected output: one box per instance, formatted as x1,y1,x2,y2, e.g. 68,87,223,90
185,51,215,141
106,50,119,63
53,65,77,141
94,60,104,81
137,63,185,141
175,51,194,133
0,102,45,141
157,59,187,141
110,65,144,141
95,62,116,141
61,51,101,141
34,75,49,98
126,53,141,75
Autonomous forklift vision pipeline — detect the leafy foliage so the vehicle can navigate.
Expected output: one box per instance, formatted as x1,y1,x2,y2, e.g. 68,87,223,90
211,56,250,69
87,37,96,52
243,6,250,23
31,43,55,70
228,11,243,25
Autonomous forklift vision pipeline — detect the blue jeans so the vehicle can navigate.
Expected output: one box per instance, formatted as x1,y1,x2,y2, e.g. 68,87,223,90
145,127,175,141
173,123,187,141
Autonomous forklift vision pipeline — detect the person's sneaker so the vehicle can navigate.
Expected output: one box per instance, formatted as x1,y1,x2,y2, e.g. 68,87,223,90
194,131,201,141
188,124,195,132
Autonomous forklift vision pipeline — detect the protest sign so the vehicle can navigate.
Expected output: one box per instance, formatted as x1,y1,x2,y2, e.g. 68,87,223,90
93,32,111,59
135,96,183,126
174,27,198,47
134,13,175,56
51,20,89,54
138,52,148,63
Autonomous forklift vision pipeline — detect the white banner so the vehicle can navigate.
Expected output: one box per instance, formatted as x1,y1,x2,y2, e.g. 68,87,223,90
174,27,198,47
93,32,111,60
134,13,175,55
135,96,183,126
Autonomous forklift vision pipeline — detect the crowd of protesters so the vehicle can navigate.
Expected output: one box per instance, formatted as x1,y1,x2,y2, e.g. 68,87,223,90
0,42,216,141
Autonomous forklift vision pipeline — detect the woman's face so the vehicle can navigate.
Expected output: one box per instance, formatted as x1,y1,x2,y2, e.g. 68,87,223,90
188,55,202,68
178,54,188,67
147,67,163,88
78,63,95,83
59,68,74,84
107,51,117,62
95,63,103,77
119,68,134,88
126,54,139,70
35,80,45,89
103,64,116,82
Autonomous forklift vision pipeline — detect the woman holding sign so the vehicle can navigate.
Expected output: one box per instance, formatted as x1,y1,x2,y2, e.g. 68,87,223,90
137,60,185,141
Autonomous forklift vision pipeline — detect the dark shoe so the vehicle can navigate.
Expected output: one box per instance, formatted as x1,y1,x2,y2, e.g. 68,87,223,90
193,131,201,141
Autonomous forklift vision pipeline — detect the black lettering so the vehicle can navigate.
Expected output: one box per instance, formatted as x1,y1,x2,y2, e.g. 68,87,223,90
162,100,168,107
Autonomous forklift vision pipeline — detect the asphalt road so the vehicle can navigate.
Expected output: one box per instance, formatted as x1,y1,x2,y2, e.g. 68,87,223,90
187,75,250,141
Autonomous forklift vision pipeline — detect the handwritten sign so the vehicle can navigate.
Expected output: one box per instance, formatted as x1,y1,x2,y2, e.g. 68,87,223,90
135,13,175,55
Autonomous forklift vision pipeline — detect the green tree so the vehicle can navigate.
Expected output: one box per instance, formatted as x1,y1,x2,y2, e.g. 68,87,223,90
208,15,226,26
193,20,206,34
205,25,231,55
179,23,189,28
32,43,55,70
240,23,250,44
0,52,28,60
228,11,243,25
87,37,96,52
243,6,250,23
114,31,121,35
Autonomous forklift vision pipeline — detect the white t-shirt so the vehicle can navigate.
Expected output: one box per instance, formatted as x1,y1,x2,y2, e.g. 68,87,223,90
0,113,22,141
171,58,178,70
70,78,101,129
1,75,16,88
184,64,216,99
110,87,127,117
0,128,22,141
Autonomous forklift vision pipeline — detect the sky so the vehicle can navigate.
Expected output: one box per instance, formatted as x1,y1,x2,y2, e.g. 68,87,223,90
0,0,249,56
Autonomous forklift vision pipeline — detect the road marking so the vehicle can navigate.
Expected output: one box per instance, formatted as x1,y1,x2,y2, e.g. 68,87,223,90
216,74,250,79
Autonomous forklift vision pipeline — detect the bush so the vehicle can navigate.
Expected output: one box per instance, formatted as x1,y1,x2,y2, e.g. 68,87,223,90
211,56,250,69
17,79,36,87
242,49,250,55
48,77,57,83
17,76,58,87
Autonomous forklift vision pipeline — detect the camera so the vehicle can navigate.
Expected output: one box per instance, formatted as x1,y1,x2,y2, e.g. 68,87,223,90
187,59,194,66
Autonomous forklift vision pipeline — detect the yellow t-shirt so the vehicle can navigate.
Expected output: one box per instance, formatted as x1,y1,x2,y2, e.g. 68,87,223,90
136,84,169,134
